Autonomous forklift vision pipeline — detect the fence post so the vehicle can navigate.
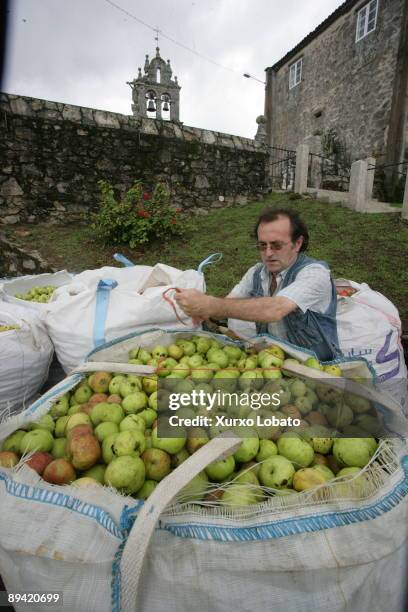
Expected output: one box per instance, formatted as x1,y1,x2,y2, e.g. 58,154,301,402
295,144,309,193
402,171,408,221
349,159,369,212
365,157,376,200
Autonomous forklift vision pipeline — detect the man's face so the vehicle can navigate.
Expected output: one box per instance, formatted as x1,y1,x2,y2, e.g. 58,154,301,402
257,216,303,274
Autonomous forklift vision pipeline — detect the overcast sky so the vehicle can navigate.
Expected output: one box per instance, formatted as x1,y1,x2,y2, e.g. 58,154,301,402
4,0,344,138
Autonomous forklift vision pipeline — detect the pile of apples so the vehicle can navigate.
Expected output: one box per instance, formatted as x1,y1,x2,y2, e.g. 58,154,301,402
0,335,381,506
0,325,20,333
14,285,56,303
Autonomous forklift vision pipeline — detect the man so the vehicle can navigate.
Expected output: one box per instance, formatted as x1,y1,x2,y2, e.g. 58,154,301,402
174,207,341,361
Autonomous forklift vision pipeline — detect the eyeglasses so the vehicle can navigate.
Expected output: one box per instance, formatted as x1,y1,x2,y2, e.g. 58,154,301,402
255,241,292,252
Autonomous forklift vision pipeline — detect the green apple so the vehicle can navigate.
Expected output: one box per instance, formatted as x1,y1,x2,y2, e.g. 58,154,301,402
157,357,178,377
104,455,145,494
238,370,264,391
94,421,119,442
167,343,184,360
212,370,238,392
137,349,152,364
170,363,191,378
333,438,375,468
152,423,187,454
304,357,324,371
325,403,354,428
313,464,335,479
195,337,212,354
277,433,314,468
223,345,242,362
205,455,235,482
2,430,26,453
137,409,157,428
120,379,143,398
178,471,209,502
67,404,82,415
175,340,195,356
233,427,259,463
171,448,190,468
207,348,229,368
354,414,381,435
135,479,158,500
113,430,146,457
290,379,307,398
344,393,371,414
90,402,124,426
102,433,120,463
142,376,158,395
51,438,69,459
83,464,106,484
50,394,70,417
120,414,146,434
258,455,295,489
256,439,278,462
109,375,128,395
74,384,93,404
128,347,140,360
122,391,148,414
258,351,284,369
293,467,329,491
29,414,55,433
20,430,54,454
65,412,91,433
323,364,342,377
54,416,70,438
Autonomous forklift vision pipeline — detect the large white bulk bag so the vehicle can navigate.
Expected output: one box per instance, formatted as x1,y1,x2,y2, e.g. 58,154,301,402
0,330,406,612
0,271,73,314
44,256,221,373
335,279,407,412
0,302,53,418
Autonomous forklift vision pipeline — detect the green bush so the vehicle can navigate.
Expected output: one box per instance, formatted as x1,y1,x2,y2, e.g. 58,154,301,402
93,180,190,248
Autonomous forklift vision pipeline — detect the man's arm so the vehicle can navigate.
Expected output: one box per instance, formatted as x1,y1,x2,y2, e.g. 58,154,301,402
174,290,297,322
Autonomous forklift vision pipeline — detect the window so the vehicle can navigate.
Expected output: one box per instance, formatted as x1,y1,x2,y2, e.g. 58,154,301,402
289,57,302,89
356,0,378,42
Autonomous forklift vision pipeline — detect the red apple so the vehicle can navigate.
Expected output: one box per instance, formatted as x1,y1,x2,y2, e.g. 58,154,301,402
0,451,20,468
26,452,54,475
43,459,76,485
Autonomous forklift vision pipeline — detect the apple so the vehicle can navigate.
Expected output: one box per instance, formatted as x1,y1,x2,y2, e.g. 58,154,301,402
258,352,284,369
190,365,215,383
266,344,285,360
90,402,124,426
177,471,209,502
175,340,196,356
66,424,93,443
281,404,302,421
104,455,146,494
74,384,93,404
94,421,119,442
325,403,354,428
137,349,152,364
88,393,109,406
69,435,101,470
137,409,158,428
223,345,242,362
113,430,146,457
72,477,100,488
65,412,92,434
171,448,190,468
142,448,171,481
89,371,112,394
282,358,300,374
323,364,342,377
294,396,313,415
233,427,259,463
122,392,148,414
50,394,70,417
344,393,371,414
167,343,184,360
221,483,263,506
277,433,314,468
212,370,238,392
120,379,143,398
290,379,307,398
20,430,54,454
170,363,191,378
109,375,127,395
43,459,76,485
292,467,329,491
128,347,140,360
25,452,53,475
333,438,375,468
186,427,210,454
0,451,19,468
2,430,26,453
238,370,264,391
306,411,328,426
256,439,278,462
102,433,120,463
152,423,186,454
258,455,295,488
51,438,69,460
142,376,158,395
312,453,330,466
83,464,106,484
205,455,235,482
354,414,382,435
67,405,81,415
29,414,55,433
304,357,324,371
119,415,146,436
313,464,335,479
135,479,157,500
207,348,229,368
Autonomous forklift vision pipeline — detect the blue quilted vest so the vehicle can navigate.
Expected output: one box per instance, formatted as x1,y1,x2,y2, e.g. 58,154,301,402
250,254,341,361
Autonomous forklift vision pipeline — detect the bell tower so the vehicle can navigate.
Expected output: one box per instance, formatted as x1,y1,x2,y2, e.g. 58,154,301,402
127,37,181,122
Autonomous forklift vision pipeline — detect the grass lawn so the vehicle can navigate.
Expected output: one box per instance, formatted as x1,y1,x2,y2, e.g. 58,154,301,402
6,192,408,327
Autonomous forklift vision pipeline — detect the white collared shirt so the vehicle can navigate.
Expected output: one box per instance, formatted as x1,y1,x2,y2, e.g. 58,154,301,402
228,260,332,339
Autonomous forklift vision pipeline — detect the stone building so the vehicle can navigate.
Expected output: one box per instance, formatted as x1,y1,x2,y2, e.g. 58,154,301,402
264,0,408,198
127,47,181,122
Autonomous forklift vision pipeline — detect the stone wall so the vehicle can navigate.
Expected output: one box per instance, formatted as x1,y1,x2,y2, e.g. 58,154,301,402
0,232,56,277
266,0,407,168
0,93,267,225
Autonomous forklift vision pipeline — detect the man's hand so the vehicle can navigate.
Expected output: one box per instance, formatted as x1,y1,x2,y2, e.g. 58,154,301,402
174,289,215,319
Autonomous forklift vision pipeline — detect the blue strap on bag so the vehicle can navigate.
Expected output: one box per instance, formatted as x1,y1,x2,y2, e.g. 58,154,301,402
197,253,223,274
113,253,135,267
93,279,118,348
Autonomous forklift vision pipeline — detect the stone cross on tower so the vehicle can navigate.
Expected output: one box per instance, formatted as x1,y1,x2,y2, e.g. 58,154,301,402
127,40,181,122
